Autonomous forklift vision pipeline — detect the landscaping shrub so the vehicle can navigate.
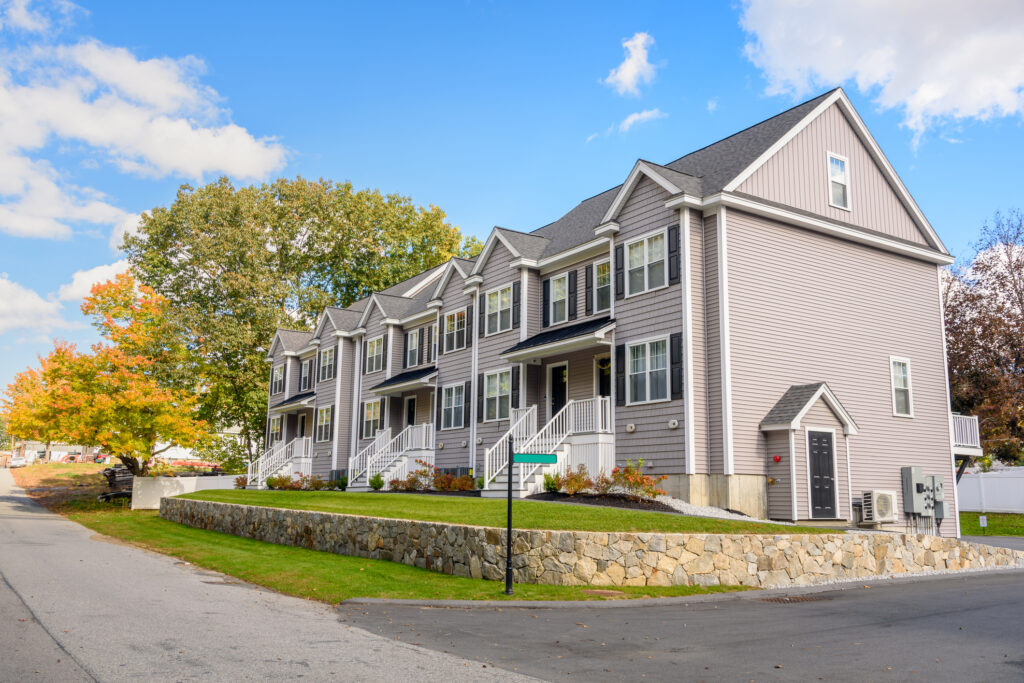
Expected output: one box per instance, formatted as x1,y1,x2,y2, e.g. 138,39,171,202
306,475,328,491
234,475,248,489
452,475,476,491
611,459,667,500
543,472,560,493
265,474,293,490
559,465,593,496
333,475,348,491
369,473,384,491
592,472,614,495
475,477,484,490
432,472,457,491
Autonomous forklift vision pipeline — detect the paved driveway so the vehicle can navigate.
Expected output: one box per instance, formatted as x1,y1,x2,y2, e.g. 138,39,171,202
962,535,1024,552
0,469,527,682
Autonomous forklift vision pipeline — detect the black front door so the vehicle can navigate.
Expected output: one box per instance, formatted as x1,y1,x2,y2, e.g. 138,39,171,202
297,414,306,438
550,364,568,417
596,357,611,398
405,397,416,427
809,430,836,518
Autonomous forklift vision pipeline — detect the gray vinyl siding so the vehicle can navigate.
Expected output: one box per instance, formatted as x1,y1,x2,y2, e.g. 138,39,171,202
400,322,434,371
534,348,607,425
792,400,850,520
311,315,339,472
765,430,791,520
737,103,926,246
334,337,355,473
612,175,686,473
703,213,723,474
524,269,542,338
357,304,391,444
688,209,708,475
435,266,473,470
726,209,957,535
539,254,608,332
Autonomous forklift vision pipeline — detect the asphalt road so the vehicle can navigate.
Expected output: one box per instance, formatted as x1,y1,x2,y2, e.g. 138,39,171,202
0,469,529,682
340,571,1024,681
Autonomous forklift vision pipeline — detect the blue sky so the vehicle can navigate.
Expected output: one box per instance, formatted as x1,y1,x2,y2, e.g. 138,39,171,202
2,0,1024,389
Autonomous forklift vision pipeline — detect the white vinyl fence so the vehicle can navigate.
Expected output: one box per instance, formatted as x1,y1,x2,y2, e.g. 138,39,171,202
957,469,1024,513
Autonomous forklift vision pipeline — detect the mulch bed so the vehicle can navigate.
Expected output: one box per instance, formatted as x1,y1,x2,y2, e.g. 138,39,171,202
526,492,680,514
378,490,482,497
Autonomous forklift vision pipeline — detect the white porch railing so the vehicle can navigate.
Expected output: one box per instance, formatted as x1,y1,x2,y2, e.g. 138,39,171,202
552,440,616,478
247,436,311,488
350,428,392,483
568,396,613,434
953,414,981,448
483,405,537,488
366,423,435,483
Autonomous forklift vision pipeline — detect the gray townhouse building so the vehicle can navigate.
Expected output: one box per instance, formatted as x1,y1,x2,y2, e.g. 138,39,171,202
260,88,982,536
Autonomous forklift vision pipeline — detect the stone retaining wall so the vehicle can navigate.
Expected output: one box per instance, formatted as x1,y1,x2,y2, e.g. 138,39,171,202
160,498,1024,588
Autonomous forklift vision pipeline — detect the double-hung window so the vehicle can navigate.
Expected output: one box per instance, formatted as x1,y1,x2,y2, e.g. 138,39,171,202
270,365,284,394
443,310,466,353
269,416,282,443
484,369,511,421
429,323,438,362
299,359,312,391
441,384,464,430
626,232,666,296
362,399,383,439
315,406,333,442
550,273,568,325
486,285,513,335
890,357,913,417
406,331,419,368
828,153,849,210
594,260,611,312
627,338,668,404
319,347,335,381
366,336,384,373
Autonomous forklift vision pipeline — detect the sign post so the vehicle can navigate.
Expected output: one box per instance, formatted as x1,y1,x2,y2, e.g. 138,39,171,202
503,451,558,596
979,515,988,535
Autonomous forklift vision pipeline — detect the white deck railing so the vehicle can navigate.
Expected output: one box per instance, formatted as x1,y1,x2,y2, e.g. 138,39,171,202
953,414,981,448
483,405,537,488
247,436,311,488
366,423,434,483
350,428,392,483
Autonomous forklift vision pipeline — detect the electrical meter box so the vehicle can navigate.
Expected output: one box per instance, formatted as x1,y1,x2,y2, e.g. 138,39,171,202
928,475,945,502
901,466,932,516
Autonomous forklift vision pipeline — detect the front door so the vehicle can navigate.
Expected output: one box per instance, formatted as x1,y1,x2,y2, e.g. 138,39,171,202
808,430,836,518
595,356,611,398
549,363,568,418
297,414,306,438
405,396,416,427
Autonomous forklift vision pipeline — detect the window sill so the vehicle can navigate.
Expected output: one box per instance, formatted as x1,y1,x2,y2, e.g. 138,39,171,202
892,412,914,419
624,283,670,300
828,201,852,212
483,417,510,424
483,327,514,338
440,426,466,432
625,397,672,407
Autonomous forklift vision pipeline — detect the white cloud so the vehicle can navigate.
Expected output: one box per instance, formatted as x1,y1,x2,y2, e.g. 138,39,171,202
0,0,75,33
109,212,141,251
57,259,128,301
0,10,288,240
0,273,67,334
740,0,1024,143
604,32,657,96
619,108,667,132
707,98,718,113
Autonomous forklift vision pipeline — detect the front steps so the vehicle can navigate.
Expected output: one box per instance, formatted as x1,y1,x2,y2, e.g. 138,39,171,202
348,453,418,492
480,464,552,499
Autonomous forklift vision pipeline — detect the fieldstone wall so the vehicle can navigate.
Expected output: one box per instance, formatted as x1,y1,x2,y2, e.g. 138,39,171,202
160,498,1024,588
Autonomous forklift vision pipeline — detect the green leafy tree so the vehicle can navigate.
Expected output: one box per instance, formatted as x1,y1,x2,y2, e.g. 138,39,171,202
0,415,11,450
124,176,476,459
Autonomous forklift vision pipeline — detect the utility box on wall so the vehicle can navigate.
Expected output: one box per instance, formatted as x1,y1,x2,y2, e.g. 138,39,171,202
901,466,933,517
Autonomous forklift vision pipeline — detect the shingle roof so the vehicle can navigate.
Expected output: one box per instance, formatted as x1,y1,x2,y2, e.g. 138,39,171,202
270,389,316,409
759,383,827,427
494,227,550,260
274,329,313,353
502,316,614,355
325,307,363,333
531,186,621,258
370,365,437,391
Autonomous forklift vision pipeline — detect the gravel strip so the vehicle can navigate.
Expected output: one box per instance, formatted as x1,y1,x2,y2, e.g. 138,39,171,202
656,494,799,526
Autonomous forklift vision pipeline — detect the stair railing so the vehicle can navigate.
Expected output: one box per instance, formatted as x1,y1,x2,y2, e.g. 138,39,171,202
482,405,537,489
350,428,391,484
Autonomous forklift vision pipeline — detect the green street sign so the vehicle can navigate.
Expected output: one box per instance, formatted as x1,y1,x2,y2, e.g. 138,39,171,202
512,453,557,464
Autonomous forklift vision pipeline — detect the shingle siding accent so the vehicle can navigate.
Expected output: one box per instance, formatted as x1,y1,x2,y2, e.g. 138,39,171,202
725,209,956,535
737,102,927,246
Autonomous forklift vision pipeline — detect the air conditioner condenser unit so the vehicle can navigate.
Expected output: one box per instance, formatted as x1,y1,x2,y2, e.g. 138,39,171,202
862,490,898,524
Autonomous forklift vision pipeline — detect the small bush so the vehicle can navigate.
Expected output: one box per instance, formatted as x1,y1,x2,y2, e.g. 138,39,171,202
265,474,293,490
234,475,248,489
432,472,457,491
369,473,384,491
612,458,667,500
592,473,614,495
543,472,560,493
452,475,476,491
559,465,593,496
389,477,409,491
475,477,484,490
333,475,348,491
306,475,328,491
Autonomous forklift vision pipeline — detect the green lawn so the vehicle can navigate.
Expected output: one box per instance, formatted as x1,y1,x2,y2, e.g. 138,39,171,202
181,489,822,535
960,512,1024,536
71,508,744,602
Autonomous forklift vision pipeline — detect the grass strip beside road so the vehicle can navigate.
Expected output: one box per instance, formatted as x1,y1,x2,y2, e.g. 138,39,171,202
182,489,823,535
960,512,1024,536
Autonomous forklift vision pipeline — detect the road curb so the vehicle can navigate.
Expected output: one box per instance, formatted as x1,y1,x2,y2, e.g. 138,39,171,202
338,566,1024,610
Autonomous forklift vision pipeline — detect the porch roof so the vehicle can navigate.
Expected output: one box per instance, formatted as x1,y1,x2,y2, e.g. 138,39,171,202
500,316,615,362
759,382,859,436
269,390,316,414
370,365,437,395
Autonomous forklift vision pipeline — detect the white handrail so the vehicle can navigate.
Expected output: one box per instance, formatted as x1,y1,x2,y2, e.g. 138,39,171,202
367,423,435,482
350,428,391,483
513,397,612,486
953,414,981,448
483,405,537,488
248,435,312,488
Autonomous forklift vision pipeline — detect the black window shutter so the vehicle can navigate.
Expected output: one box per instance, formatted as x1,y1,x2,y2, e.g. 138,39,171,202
330,405,335,439
380,397,387,432
614,245,624,299
568,270,578,320
512,281,521,328
382,333,388,371
478,294,485,335
466,305,473,347
331,348,337,379
361,341,367,375
402,333,409,369
435,392,442,429
668,223,681,285
511,366,520,408
359,402,366,438
316,352,321,383
477,373,484,423
542,279,550,328
670,332,683,400
584,264,593,316
615,344,626,407
463,380,472,426
418,328,425,365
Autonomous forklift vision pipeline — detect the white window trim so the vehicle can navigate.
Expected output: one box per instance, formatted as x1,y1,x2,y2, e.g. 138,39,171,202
625,335,671,406
366,335,384,374
593,259,611,313
269,415,282,442
549,271,570,326
406,331,419,368
299,359,312,392
430,322,439,362
484,284,514,337
889,355,914,418
319,347,335,381
442,307,467,353
483,367,513,423
827,151,851,212
804,426,840,519
271,365,285,395
315,405,333,443
623,228,669,299
440,383,465,431
362,398,384,440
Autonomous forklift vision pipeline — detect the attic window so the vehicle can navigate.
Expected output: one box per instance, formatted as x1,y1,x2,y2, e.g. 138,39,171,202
828,153,849,210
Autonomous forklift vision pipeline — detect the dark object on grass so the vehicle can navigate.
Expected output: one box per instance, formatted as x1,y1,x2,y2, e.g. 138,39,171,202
98,466,133,503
